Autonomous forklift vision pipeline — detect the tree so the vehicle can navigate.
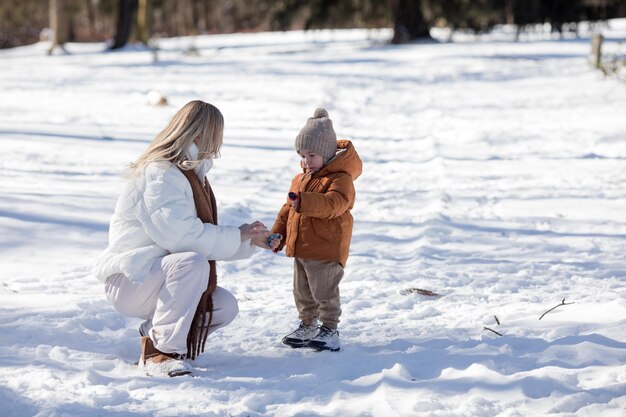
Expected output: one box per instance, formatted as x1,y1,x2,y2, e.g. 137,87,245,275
135,0,152,45
48,0,69,54
109,0,138,49
390,0,431,44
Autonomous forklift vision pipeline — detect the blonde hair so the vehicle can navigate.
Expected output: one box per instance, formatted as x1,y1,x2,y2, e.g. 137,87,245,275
128,100,224,175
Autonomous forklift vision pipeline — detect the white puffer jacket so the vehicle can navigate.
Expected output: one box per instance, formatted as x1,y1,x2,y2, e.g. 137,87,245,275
93,160,255,283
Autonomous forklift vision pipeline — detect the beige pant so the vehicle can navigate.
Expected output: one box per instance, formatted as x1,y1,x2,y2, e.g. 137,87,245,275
293,258,344,329
105,252,239,355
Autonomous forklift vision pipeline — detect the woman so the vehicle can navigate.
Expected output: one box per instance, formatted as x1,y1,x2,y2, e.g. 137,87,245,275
94,100,277,377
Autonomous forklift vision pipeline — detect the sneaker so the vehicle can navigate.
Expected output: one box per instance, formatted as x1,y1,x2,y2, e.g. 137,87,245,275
307,326,340,352
138,336,191,377
138,319,152,337
282,321,319,348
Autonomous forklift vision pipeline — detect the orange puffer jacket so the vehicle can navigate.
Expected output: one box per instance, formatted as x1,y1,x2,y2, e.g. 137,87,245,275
272,139,362,267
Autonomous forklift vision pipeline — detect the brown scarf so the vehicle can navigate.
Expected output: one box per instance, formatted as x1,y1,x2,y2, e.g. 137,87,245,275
179,167,218,360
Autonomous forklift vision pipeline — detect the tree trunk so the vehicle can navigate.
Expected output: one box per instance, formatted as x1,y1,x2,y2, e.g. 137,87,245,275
202,0,212,32
85,0,97,39
390,0,431,44
590,33,603,69
135,0,152,45
190,0,201,34
110,0,138,49
48,0,69,54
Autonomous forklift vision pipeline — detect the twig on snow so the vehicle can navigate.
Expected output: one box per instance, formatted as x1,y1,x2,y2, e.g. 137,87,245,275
494,315,500,325
400,288,441,297
483,327,503,336
539,298,575,320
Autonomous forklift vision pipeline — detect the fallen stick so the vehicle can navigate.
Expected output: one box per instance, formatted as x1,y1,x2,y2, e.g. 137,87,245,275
400,288,441,297
483,327,503,336
539,298,575,320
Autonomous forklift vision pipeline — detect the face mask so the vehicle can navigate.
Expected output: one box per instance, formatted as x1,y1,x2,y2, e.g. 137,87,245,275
200,158,213,172
187,142,213,180
187,142,200,161
196,158,213,182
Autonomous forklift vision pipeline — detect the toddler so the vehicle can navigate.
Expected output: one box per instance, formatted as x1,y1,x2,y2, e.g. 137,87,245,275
272,108,362,351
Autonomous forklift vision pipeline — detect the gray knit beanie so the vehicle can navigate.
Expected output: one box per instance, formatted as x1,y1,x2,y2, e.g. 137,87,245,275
295,108,337,163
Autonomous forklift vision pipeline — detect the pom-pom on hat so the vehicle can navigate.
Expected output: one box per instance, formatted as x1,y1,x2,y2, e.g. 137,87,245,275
295,108,337,163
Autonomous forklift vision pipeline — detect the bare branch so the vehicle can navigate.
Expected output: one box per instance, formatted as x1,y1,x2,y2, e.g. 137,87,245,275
483,327,503,336
539,299,575,320
494,315,500,325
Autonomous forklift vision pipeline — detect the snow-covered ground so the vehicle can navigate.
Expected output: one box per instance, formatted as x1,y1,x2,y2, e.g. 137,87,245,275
1,20,626,417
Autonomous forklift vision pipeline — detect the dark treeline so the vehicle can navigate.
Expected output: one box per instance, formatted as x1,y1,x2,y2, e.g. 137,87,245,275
1,0,625,49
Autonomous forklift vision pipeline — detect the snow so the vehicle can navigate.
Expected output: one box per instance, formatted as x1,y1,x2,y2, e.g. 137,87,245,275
1,20,626,416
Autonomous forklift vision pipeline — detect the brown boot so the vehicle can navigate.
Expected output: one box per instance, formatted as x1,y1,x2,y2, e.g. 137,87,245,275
139,336,191,377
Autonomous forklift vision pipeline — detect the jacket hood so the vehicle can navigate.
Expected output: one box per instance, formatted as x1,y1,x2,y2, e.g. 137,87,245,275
304,139,362,180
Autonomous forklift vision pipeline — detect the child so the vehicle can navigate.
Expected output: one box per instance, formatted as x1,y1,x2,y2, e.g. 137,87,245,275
272,108,362,351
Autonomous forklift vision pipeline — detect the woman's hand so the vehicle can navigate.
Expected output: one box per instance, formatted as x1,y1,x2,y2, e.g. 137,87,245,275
250,230,273,249
239,221,275,249
239,221,266,241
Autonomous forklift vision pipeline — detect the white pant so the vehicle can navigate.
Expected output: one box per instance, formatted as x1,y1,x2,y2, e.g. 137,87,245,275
105,252,239,355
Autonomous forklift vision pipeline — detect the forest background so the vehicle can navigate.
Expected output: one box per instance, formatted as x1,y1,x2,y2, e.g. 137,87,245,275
2,0,626,51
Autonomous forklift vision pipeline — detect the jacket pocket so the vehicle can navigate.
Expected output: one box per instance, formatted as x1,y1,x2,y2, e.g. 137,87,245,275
311,220,335,242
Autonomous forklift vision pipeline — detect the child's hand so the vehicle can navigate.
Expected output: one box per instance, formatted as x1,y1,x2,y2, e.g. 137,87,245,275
266,233,282,252
288,192,300,211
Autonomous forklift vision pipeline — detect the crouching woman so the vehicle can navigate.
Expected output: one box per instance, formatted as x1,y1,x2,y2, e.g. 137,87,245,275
93,100,275,376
